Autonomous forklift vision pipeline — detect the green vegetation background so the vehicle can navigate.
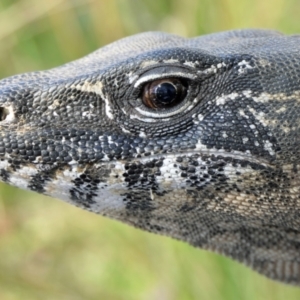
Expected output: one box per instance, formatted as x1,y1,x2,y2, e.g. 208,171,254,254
0,0,299,299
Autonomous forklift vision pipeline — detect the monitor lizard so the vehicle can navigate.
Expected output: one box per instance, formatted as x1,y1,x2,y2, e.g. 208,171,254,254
0,29,299,285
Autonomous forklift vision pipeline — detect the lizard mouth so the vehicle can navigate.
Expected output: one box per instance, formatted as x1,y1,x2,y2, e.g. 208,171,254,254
193,149,273,167
126,148,274,169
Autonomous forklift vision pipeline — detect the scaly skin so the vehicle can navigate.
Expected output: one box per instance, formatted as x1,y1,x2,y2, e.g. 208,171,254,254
0,29,300,284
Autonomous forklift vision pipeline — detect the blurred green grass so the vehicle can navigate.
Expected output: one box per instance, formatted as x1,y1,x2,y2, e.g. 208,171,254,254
0,0,300,299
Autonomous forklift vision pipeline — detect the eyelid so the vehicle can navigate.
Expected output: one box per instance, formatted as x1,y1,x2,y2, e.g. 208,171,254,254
133,66,197,88
134,98,197,118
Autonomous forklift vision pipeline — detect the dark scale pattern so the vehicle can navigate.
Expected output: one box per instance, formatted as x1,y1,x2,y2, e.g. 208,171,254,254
28,167,57,193
0,168,9,182
69,164,113,209
122,160,164,213
1,29,300,284
70,174,98,208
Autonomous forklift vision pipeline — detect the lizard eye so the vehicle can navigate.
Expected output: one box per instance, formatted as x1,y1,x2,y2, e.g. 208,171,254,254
142,78,187,109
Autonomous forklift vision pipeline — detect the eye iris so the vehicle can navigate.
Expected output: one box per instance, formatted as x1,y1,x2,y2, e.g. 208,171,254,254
155,83,177,104
142,78,187,109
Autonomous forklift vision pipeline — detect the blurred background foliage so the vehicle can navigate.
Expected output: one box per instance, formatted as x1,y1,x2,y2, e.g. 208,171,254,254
0,0,300,299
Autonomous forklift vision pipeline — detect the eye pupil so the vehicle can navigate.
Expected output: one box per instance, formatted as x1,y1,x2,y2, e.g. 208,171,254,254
155,83,177,104
142,78,187,109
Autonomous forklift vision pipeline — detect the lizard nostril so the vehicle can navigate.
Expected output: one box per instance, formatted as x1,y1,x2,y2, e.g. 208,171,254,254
0,106,15,122
0,107,9,121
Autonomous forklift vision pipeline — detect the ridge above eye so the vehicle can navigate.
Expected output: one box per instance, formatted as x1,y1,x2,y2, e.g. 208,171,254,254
142,78,187,109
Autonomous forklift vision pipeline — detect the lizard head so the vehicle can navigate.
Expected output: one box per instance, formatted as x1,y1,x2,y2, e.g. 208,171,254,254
0,29,300,284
